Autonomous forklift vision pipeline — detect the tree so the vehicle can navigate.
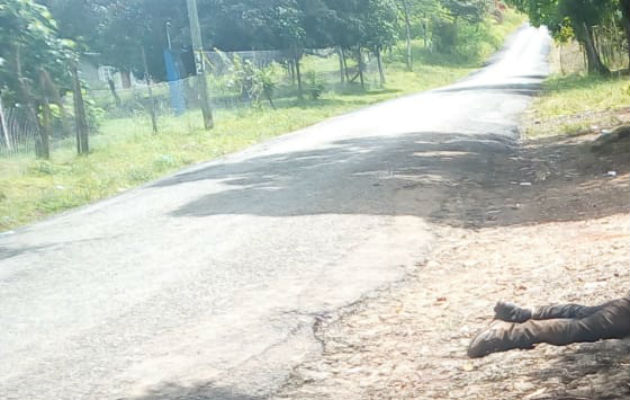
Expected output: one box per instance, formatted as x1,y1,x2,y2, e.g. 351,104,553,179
400,0,413,70
198,0,307,96
267,0,306,97
321,0,364,84
442,0,486,24
506,0,616,74
45,0,190,82
0,0,76,158
361,0,399,87
619,0,630,66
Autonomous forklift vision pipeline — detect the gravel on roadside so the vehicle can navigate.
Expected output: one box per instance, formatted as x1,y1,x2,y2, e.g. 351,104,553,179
274,131,630,400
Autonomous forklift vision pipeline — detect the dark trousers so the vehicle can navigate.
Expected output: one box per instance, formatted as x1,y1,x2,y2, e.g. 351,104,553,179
468,295,630,357
503,296,630,348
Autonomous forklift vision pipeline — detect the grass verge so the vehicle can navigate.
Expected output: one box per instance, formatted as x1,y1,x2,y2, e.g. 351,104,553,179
525,73,630,138
0,11,525,231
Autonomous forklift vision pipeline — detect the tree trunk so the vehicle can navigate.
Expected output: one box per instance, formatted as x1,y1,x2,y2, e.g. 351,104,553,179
341,48,350,82
423,18,428,48
108,78,122,107
402,0,413,71
289,60,295,85
591,27,608,67
295,55,303,99
71,65,89,155
580,23,610,75
621,0,630,67
121,70,132,88
0,93,11,151
141,47,158,134
15,44,48,158
39,100,52,160
40,68,71,138
357,48,365,89
265,90,275,109
376,47,386,87
37,70,53,159
337,46,346,84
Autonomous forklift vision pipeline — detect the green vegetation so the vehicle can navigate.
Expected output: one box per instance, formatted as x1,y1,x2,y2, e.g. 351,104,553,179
526,73,629,137
506,0,629,74
0,62,472,231
0,9,525,231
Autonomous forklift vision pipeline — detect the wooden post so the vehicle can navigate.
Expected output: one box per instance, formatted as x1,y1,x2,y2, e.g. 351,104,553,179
15,45,48,158
295,53,303,99
0,93,11,151
107,78,122,107
186,0,214,130
38,70,52,159
40,100,52,159
141,47,158,134
357,47,365,89
376,46,386,87
341,48,350,82
71,64,89,155
337,47,346,84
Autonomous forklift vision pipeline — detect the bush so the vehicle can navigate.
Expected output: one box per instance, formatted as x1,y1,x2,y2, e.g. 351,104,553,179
432,20,458,53
305,71,325,100
448,18,503,64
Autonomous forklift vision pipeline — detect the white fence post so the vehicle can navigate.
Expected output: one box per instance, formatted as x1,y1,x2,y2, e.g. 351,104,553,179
0,94,11,151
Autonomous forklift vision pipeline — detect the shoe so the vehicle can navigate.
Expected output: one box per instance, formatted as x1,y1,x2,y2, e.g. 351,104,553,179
494,301,532,323
467,320,533,358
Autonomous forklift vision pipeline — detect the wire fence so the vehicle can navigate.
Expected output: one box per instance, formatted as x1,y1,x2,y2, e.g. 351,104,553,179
0,106,41,157
551,29,629,75
2,27,627,160
0,46,386,160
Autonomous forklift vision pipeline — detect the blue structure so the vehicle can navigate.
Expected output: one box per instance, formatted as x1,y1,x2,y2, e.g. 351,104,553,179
164,50,186,116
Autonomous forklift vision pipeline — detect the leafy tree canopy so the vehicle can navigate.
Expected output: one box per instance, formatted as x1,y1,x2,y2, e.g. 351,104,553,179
0,0,76,106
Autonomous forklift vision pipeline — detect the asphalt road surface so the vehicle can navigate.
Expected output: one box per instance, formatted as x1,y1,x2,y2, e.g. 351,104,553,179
0,26,551,400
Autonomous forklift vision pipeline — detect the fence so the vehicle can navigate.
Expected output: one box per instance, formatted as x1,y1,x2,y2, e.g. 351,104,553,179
551,28,629,75
0,105,40,158
0,46,385,160
4,27,626,160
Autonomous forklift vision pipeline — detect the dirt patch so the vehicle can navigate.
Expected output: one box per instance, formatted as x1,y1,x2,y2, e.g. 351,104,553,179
273,132,630,399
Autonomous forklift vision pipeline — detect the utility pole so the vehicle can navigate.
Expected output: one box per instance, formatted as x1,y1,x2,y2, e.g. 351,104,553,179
186,0,213,130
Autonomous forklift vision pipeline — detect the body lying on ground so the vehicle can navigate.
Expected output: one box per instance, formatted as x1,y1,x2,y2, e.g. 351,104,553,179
468,294,630,358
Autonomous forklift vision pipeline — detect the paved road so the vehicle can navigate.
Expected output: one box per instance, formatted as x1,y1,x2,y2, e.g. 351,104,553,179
0,26,551,399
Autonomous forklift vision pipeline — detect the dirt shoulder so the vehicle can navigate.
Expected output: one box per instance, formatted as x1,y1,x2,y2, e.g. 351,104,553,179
274,130,630,399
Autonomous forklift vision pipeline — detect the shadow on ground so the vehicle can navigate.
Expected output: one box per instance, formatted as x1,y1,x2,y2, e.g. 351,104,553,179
129,383,262,400
524,339,630,400
0,244,51,261
434,82,543,96
144,129,629,399
156,129,629,228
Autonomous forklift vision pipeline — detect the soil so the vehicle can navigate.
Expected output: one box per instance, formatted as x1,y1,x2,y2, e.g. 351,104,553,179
273,130,630,400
